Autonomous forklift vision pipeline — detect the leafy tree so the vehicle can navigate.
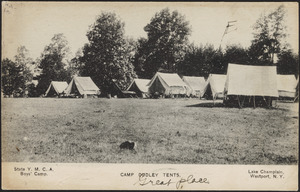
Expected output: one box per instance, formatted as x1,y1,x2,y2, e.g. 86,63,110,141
223,44,250,65
178,44,227,78
26,83,38,97
132,37,149,78
36,33,71,96
178,44,210,77
277,49,299,76
135,8,191,78
249,5,287,65
14,46,35,96
1,58,23,96
80,12,137,94
178,44,202,76
209,47,225,74
69,48,84,77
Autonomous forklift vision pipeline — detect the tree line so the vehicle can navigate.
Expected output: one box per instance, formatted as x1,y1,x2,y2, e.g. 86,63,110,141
2,5,299,97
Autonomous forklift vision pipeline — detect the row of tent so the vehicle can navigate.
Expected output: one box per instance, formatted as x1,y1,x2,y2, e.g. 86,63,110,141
44,73,220,99
44,63,299,103
45,77,100,98
127,69,298,101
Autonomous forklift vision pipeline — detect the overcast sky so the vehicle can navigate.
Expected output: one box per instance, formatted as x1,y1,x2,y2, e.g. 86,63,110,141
2,2,298,60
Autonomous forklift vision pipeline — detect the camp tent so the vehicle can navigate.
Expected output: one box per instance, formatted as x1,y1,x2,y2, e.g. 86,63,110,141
224,63,278,107
45,81,68,97
182,76,207,98
127,79,150,98
147,72,188,97
63,76,100,97
106,79,136,98
203,74,226,100
277,75,297,98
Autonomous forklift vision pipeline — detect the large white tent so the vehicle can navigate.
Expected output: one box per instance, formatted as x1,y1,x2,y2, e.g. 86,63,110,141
203,74,227,100
127,79,150,98
147,72,188,97
224,63,278,107
63,76,100,97
45,81,68,97
276,74,297,98
182,76,207,98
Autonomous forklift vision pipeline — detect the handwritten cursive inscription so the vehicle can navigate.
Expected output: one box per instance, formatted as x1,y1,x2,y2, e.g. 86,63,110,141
135,176,174,186
134,174,209,189
176,175,209,189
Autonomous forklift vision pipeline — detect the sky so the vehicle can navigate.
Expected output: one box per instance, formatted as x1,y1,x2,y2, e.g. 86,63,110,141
2,2,299,61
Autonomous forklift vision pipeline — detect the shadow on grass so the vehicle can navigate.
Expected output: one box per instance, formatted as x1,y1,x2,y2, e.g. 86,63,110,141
186,102,225,108
186,101,291,111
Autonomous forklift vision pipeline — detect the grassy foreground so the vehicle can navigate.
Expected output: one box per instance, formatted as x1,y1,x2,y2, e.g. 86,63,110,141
1,98,298,164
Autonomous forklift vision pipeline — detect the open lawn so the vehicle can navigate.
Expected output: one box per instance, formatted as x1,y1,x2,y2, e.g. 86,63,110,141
1,98,298,164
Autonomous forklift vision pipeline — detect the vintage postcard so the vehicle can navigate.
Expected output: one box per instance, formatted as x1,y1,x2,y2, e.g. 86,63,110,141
1,1,298,190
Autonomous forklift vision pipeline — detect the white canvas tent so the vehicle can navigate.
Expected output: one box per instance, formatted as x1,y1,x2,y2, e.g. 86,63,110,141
64,76,100,97
277,75,297,98
45,81,68,97
127,79,150,98
224,63,278,107
203,74,226,100
182,76,207,98
147,72,188,97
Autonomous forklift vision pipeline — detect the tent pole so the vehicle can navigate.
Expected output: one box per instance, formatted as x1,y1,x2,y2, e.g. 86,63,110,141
273,98,278,108
263,96,270,108
262,96,268,108
237,95,241,108
294,95,299,103
253,96,256,108
241,95,246,108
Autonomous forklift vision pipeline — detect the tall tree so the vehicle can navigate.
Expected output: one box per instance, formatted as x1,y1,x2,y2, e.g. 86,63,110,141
14,46,35,96
36,33,71,96
80,12,137,94
132,37,149,78
69,48,84,77
135,8,191,78
249,5,287,65
1,58,23,96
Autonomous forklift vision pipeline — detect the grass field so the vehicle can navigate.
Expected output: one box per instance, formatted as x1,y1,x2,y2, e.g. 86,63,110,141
1,98,298,164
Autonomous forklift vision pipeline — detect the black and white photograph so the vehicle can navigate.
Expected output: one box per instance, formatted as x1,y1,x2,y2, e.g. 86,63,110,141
1,1,298,190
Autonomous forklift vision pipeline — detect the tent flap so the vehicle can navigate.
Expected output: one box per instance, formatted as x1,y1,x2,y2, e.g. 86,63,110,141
64,76,100,96
148,72,188,96
127,79,150,93
45,81,68,97
182,76,207,97
277,75,297,97
203,74,226,99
